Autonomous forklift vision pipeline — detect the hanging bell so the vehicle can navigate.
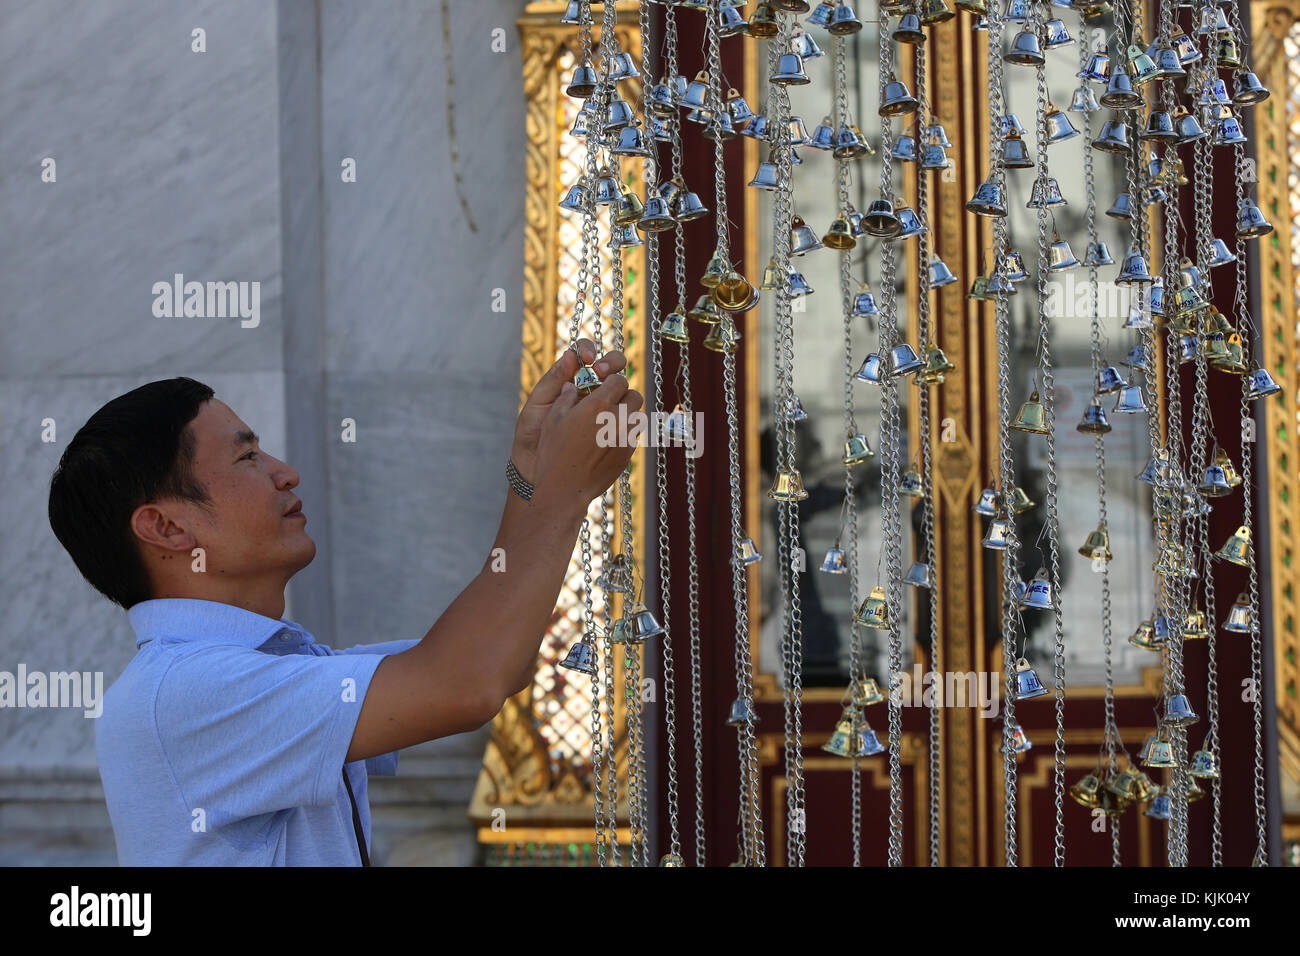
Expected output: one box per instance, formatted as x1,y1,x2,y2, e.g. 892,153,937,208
1142,731,1178,768
1002,129,1033,168
674,187,708,222
843,432,875,464
771,52,810,86
889,342,924,377
566,59,598,99
1247,366,1283,400
1084,241,1115,267
768,465,810,502
1214,525,1251,567
624,603,665,644
928,257,958,288
892,134,919,162
1128,618,1160,650
1078,524,1112,561
1197,464,1232,498
862,198,902,237
854,585,890,629
1042,17,1073,49
1011,391,1049,434
784,394,809,422
688,293,720,325
1078,48,1110,83
679,70,712,110
738,536,762,564
1126,43,1158,84
1013,658,1049,700
748,1,780,36
1077,401,1111,434
725,697,759,727
1215,33,1242,69
1207,237,1237,268
1184,608,1209,640
1122,342,1152,372
855,723,887,757
1096,365,1126,394
1091,116,1131,153
1144,791,1172,820
900,466,925,498
1212,333,1248,374
1004,27,1046,66
998,249,1028,282
559,1,591,26
1009,485,1035,514
1140,109,1176,140
790,26,825,60
558,636,599,676
713,271,760,313
1174,106,1207,143
965,178,1008,218
700,251,728,289
854,351,886,384
1214,113,1247,146
920,143,951,171
748,152,781,191
904,561,933,588
574,364,602,395
1214,446,1243,488
1003,0,1029,21
879,75,919,116
1236,198,1273,239
1190,749,1220,779
893,12,925,43
658,307,691,344
820,544,849,574
808,116,836,151
919,344,957,384
596,553,634,593
558,180,588,214
822,215,856,251
1164,693,1199,727
1026,176,1066,208
1233,70,1270,106
1106,192,1133,219
741,112,770,140
1070,773,1103,808
833,123,871,159
1046,236,1080,271
822,711,857,757
1223,592,1252,633
894,204,925,239
1069,84,1101,112
852,281,879,317
789,216,823,255
702,317,740,354
786,269,814,298
920,0,956,24
982,515,1014,550
1152,45,1185,79
1116,245,1154,285
1019,568,1054,610
968,275,991,300
662,403,693,444
855,677,886,707
1111,383,1147,414
1044,105,1079,143
827,0,864,33
637,195,676,233
807,1,836,27
1006,721,1032,753
973,487,1000,516
1100,67,1143,109
986,272,1017,296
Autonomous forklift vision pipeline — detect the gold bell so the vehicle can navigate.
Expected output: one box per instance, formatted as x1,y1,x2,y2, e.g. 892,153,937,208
760,256,781,290
1078,523,1112,561
854,677,886,706
1128,618,1160,651
1213,446,1242,488
918,345,956,384
900,465,925,498
843,432,875,464
1214,525,1251,567
688,293,721,325
700,250,728,288
702,317,740,354
659,853,684,867
1070,773,1103,808
1211,333,1248,374
768,465,809,501
1008,486,1036,514
713,270,760,313
1184,608,1209,640
1142,730,1178,768
822,214,856,250
821,708,859,757
658,306,690,344
1011,391,1049,434
854,585,890,629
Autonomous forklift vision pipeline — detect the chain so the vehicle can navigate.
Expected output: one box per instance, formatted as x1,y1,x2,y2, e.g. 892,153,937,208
910,9,942,869
833,31,865,869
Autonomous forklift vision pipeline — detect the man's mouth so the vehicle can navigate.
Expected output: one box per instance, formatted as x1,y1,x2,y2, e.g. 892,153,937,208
284,501,303,517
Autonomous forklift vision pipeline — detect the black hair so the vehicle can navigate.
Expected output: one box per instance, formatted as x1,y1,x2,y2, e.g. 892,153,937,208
48,377,216,609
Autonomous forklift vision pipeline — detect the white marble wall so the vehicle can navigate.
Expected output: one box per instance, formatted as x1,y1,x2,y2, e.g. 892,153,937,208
0,0,526,865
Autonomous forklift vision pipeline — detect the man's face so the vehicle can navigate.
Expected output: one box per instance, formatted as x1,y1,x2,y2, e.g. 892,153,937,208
162,398,315,581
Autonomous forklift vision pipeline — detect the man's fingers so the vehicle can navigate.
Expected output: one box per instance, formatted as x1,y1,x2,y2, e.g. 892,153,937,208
591,370,630,406
592,349,627,378
618,388,644,415
552,380,579,416
574,338,597,366
528,348,580,406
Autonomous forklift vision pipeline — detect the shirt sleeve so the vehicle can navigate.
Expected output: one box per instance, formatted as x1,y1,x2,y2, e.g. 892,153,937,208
323,638,420,775
153,642,387,830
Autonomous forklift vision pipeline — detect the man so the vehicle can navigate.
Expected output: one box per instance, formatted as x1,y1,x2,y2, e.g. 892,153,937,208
47,340,639,865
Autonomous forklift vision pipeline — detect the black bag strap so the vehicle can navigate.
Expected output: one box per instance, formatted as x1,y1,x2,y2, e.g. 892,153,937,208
341,767,371,867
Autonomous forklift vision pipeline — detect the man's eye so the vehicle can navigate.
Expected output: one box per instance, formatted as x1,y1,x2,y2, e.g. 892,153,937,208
242,451,258,461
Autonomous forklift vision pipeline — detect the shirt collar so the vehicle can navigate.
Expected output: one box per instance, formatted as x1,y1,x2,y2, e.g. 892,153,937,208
127,598,310,650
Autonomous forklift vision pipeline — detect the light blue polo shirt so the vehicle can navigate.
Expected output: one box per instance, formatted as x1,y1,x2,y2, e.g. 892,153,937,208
95,597,419,866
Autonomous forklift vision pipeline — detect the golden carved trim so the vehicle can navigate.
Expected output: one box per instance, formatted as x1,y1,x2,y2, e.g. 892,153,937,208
1251,0,1300,791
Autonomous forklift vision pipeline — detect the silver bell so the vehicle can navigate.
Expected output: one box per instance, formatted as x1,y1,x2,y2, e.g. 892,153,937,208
1197,465,1232,498
889,343,924,377
1013,658,1049,700
1026,175,1066,208
1019,568,1054,610
1164,693,1199,727
1247,367,1283,400
771,52,810,86
1097,365,1127,394
1044,105,1079,143
1100,67,1143,109
1237,198,1273,239
1112,383,1148,414
820,546,849,574
1116,246,1154,284
904,561,933,588
1140,110,1176,140
1232,70,1269,106
973,486,1000,516
1084,241,1115,266
928,256,959,287
1106,192,1133,219
1046,236,1080,271
1069,85,1101,112
725,697,759,727
1004,28,1046,66
965,178,1008,218
1077,49,1110,83
892,134,919,162
1092,116,1131,153
558,637,598,676
854,351,886,384
862,198,901,237
894,205,925,239
790,216,823,255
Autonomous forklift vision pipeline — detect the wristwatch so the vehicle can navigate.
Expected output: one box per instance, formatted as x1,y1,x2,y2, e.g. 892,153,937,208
506,458,535,501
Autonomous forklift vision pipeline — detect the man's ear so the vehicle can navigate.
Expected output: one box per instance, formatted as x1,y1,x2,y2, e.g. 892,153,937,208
130,503,198,553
